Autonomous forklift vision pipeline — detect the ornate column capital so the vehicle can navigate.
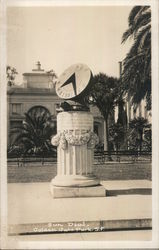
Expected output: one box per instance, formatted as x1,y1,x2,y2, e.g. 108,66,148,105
51,130,99,150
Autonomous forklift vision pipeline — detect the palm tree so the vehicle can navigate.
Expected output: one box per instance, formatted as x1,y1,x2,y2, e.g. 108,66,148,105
128,117,150,153
122,6,151,110
10,110,56,156
88,73,119,159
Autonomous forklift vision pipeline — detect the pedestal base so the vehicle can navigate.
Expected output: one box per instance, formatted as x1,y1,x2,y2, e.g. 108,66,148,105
51,175,100,187
50,184,106,198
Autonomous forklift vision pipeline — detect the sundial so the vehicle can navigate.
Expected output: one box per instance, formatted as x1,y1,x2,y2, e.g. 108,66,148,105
56,63,93,103
50,63,104,198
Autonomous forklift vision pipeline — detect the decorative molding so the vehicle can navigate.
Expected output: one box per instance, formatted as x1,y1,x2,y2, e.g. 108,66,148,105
51,130,99,150
65,131,90,146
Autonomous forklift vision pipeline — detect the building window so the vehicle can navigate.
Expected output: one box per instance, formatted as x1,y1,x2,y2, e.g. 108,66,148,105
11,104,21,115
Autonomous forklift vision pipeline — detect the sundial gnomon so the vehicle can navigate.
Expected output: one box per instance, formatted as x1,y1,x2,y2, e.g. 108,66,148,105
56,63,93,102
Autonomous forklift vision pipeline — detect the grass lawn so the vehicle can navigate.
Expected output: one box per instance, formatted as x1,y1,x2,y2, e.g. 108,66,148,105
8,162,151,183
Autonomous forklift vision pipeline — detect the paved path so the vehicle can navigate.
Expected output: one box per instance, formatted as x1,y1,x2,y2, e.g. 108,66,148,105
8,180,152,236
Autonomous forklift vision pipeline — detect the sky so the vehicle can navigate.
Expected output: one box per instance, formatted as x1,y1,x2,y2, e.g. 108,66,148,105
7,6,133,85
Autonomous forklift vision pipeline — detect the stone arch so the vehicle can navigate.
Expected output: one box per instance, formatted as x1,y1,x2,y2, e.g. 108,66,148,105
27,105,57,135
27,105,51,119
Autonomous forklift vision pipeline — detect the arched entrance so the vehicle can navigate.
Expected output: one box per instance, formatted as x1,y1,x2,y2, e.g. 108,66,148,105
27,105,51,120
27,105,57,135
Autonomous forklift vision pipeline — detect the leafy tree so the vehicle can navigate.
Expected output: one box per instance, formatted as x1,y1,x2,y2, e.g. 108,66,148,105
109,123,125,152
143,126,152,151
109,98,128,152
10,109,56,156
128,117,150,152
122,6,151,110
6,65,18,86
88,73,119,159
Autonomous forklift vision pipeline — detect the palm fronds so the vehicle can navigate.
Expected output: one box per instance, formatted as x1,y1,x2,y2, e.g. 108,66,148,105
10,108,56,156
122,6,151,110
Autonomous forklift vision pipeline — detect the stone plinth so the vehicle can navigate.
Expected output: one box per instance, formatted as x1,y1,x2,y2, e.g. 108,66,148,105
50,111,105,198
50,185,106,198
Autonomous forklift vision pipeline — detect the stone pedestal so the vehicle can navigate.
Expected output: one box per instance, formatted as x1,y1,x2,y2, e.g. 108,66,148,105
50,111,105,198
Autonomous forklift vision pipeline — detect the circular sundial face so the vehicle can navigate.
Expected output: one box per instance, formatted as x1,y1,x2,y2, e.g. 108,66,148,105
56,63,92,100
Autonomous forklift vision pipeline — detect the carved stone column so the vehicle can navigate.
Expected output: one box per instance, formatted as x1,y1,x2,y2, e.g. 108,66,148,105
50,111,105,198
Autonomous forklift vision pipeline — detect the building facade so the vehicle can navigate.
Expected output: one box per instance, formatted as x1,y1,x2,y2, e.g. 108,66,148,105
7,62,104,147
